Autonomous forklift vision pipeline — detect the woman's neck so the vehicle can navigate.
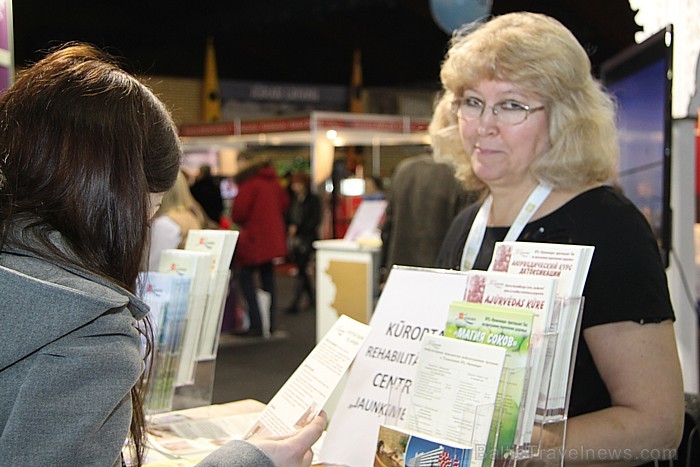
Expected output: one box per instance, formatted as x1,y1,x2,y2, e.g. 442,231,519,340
488,181,540,227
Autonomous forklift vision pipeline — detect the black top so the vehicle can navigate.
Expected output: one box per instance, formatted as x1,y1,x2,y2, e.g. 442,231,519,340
436,185,674,417
190,177,224,223
286,192,322,244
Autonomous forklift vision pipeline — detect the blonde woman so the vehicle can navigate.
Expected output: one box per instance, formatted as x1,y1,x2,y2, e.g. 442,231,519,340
433,13,683,464
148,170,207,270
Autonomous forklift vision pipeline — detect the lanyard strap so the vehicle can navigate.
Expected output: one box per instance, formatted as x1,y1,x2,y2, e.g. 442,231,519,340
459,183,553,271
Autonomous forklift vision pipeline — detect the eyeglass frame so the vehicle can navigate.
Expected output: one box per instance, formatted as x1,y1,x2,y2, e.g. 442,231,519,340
450,97,545,125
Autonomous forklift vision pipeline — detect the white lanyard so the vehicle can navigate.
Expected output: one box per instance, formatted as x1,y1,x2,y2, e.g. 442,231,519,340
459,183,553,271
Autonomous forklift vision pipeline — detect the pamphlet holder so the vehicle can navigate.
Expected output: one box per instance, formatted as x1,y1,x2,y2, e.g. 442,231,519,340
504,295,585,467
144,338,185,414
140,273,192,415
378,296,584,467
172,269,231,410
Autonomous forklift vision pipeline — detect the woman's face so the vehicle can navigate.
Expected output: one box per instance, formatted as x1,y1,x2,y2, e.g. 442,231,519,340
149,192,165,219
457,80,550,192
291,180,305,196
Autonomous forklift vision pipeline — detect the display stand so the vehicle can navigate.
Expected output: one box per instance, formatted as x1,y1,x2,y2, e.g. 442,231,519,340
172,269,231,411
383,296,584,467
508,296,584,466
313,239,381,341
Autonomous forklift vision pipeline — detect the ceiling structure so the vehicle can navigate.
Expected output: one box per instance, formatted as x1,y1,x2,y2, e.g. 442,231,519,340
12,0,641,89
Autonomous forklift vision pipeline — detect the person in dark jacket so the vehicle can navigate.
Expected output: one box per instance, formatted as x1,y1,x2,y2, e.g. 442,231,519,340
380,152,477,278
189,164,224,226
231,149,290,336
285,171,321,313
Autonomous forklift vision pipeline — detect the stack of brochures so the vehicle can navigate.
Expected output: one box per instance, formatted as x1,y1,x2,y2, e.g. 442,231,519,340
489,241,594,422
157,249,213,386
184,229,239,358
137,272,192,413
458,269,557,451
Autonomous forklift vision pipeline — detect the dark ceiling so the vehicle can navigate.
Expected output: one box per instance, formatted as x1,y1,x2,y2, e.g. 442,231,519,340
12,0,641,88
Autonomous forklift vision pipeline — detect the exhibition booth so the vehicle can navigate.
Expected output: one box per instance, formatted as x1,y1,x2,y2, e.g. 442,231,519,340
177,110,431,185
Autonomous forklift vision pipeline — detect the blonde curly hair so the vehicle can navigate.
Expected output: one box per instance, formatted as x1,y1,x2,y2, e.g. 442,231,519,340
430,12,619,192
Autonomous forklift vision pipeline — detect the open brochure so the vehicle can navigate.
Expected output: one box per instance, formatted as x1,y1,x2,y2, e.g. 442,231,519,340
244,315,371,438
138,399,266,464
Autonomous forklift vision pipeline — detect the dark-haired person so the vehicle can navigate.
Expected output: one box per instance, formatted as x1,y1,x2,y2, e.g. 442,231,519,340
285,171,321,314
0,43,324,466
431,13,684,464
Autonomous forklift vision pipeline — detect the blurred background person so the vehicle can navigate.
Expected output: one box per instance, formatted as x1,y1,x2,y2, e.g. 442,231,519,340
380,150,477,280
189,164,224,228
148,170,207,270
362,175,385,201
285,171,321,314
231,149,290,337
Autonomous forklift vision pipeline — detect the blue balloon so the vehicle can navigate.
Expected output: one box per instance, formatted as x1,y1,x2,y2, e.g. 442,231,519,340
430,0,492,34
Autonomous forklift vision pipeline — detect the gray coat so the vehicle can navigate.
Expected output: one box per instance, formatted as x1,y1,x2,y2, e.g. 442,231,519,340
0,246,273,466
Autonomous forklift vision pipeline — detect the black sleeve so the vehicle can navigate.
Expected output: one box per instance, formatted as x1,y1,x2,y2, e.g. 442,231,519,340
306,194,322,237
572,190,675,329
380,194,393,270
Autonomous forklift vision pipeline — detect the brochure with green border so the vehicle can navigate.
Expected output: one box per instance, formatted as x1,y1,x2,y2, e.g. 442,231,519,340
445,301,535,466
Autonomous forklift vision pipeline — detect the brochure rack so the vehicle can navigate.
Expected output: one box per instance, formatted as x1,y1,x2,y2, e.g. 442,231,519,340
508,296,584,466
138,272,192,415
172,269,231,410
384,296,584,467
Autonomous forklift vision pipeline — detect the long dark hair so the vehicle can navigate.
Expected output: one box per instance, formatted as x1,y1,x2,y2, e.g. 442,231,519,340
0,44,181,464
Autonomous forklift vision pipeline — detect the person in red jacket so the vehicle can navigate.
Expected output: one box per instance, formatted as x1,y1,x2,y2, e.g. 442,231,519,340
231,149,290,337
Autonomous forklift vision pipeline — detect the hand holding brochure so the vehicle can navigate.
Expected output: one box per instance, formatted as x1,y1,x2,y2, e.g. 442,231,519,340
245,315,371,439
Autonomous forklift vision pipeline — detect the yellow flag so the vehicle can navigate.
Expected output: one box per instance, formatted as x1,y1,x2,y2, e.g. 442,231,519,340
347,48,364,172
349,48,363,113
202,37,222,122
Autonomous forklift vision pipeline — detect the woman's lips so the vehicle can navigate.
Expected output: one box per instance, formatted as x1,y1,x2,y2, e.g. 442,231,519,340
474,145,500,156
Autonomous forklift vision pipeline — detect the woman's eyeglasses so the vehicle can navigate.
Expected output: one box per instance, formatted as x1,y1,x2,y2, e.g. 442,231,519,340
450,97,545,125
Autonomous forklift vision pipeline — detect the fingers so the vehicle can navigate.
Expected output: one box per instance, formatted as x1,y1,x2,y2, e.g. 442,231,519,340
302,448,314,466
292,411,326,447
